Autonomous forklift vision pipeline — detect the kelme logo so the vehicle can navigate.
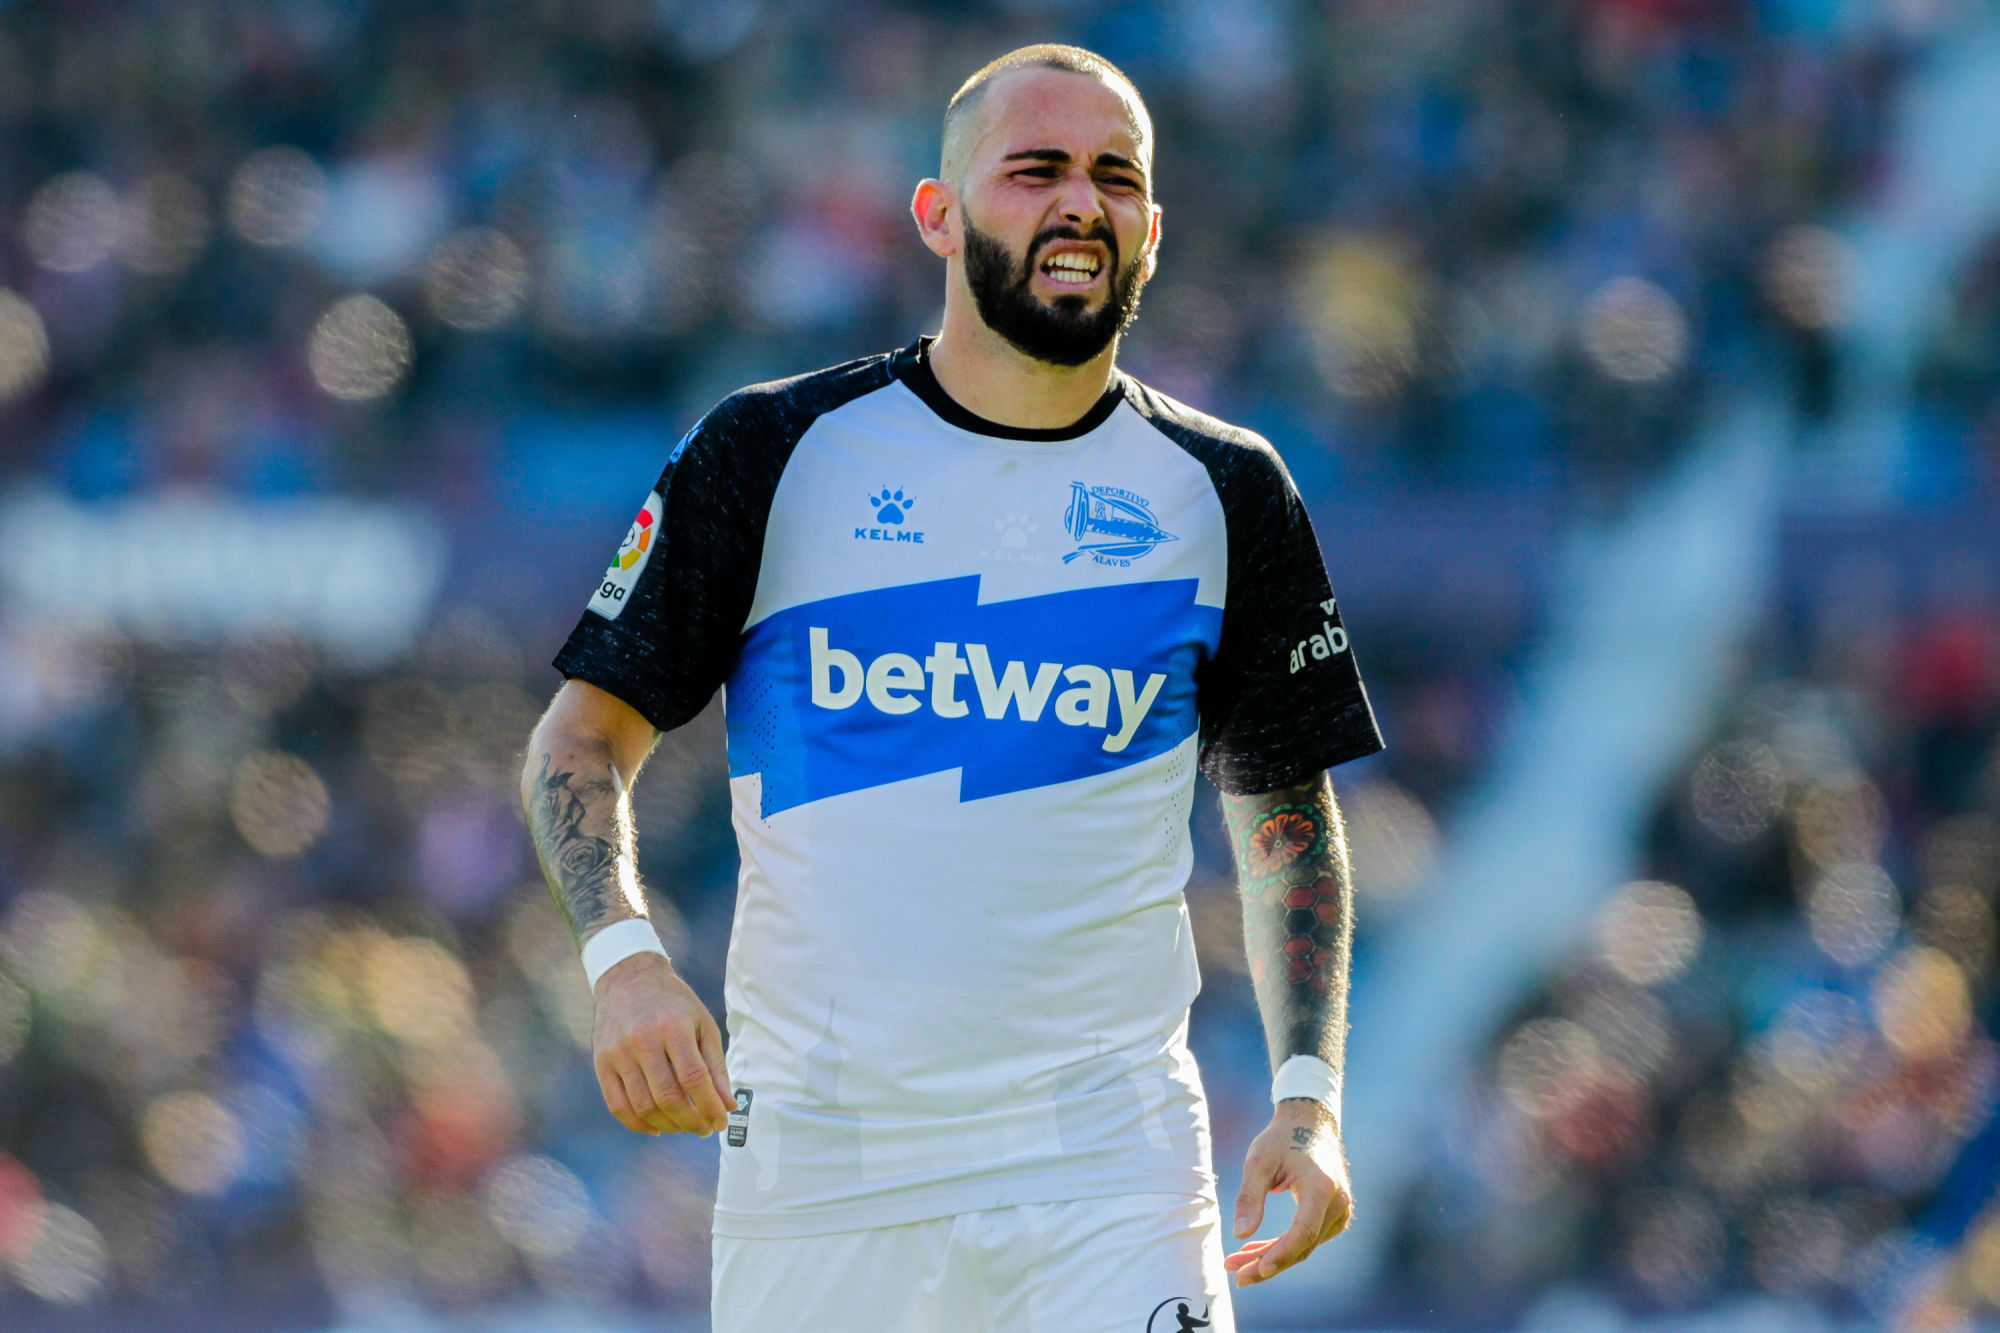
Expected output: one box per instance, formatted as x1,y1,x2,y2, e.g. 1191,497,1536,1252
856,486,924,544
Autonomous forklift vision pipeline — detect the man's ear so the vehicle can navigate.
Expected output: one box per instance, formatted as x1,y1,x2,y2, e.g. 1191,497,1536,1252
912,178,959,259
1139,203,1162,282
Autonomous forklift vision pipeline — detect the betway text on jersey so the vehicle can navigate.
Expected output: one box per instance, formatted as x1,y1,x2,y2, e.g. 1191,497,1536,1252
726,576,1221,816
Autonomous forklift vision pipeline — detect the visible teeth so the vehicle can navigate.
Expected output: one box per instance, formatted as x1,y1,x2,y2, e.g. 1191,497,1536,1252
1043,254,1101,278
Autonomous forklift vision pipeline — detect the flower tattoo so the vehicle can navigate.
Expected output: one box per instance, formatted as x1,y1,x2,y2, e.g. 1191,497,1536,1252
1249,807,1323,878
1220,776,1353,1078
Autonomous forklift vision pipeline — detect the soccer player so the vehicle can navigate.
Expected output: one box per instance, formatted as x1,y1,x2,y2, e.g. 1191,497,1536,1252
522,43,1383,1332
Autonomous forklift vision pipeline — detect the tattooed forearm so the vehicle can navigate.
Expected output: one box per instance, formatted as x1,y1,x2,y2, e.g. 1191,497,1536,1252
1220,772,1353,1081
525,750,646,944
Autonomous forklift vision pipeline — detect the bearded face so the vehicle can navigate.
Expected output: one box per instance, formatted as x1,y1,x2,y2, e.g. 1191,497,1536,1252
960,210,1149,367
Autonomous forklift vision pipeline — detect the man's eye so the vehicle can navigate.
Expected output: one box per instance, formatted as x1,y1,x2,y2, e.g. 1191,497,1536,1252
1015,167,1058,179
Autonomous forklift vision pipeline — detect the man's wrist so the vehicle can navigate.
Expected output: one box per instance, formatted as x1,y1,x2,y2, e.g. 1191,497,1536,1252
580,917,670,993
1271,1054,1342,1124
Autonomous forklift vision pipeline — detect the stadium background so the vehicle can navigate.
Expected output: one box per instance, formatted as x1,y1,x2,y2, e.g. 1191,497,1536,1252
0,0,1997,1329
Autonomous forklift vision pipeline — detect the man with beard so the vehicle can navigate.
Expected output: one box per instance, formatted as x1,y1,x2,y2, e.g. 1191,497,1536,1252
523,43,1383,1332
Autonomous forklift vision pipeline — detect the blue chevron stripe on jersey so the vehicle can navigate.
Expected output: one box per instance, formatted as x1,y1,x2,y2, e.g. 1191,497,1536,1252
725,576,1220,815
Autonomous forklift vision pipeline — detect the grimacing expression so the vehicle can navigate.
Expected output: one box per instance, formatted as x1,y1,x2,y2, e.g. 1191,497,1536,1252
943,66,1158,365
961,210,1148,367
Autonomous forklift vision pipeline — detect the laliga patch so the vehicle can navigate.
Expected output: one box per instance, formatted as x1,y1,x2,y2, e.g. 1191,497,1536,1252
726,1088,753,1146
587,491,663,620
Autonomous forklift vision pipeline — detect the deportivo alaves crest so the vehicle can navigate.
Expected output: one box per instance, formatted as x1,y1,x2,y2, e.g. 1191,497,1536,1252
1064,482,1177,566
725,576,1221,816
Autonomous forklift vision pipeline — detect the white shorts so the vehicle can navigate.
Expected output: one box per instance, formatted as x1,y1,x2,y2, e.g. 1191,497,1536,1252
711,1191,1236,1333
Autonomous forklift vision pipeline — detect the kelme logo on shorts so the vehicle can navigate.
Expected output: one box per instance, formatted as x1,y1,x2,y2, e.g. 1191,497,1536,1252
587,492,663,621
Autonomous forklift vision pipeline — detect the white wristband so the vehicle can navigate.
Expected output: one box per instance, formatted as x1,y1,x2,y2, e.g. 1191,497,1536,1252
580,918,669,993
1271,1055,1342,1120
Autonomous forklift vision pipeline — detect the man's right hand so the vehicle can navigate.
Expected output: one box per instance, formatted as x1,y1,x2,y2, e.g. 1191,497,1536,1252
591,952,735,1136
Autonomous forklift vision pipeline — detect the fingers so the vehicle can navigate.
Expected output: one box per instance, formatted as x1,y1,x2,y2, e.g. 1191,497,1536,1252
628,1064,688,1134
634,1045,703,1134
595,1056,656,1136
1232,1180,1341,1287
603,1030,727,1136
1234,1148,1278,1239
666,1029,730,1131
698,1017,736,1113
1249,1208,1322,1282
1222,1239,1276,1273
590,973,730,1135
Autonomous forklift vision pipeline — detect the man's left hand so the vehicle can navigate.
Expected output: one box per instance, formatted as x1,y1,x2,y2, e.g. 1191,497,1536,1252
1225,1099,1352,1287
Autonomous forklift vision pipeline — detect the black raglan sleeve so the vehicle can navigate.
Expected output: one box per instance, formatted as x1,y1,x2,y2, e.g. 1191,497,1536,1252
1195,441,1385,795
551,402,778,734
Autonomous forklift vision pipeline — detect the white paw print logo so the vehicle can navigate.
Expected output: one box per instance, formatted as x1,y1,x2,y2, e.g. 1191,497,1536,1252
996,513,1037,548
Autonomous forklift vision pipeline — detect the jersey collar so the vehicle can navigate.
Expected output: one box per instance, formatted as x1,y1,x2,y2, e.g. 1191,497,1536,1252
890,336,1127,442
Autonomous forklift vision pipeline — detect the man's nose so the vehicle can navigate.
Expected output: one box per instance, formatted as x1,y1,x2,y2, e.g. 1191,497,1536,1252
1054,168,1105,229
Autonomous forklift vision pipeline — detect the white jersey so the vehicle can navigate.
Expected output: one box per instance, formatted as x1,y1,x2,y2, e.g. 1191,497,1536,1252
554,339,1382,1237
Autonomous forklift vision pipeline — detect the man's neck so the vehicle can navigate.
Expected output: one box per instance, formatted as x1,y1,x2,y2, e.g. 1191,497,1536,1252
926,298,1117,431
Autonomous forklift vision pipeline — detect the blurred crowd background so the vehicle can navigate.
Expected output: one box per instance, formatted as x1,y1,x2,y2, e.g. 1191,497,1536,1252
0,0,1995,1329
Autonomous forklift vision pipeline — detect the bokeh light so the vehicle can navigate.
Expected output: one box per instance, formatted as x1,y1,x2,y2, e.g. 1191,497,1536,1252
1594,880,1702,986
425,228,531,330
1873,946,1972,1058
229,751,331,857
1762,225,1855,330
140,1090,246,1195
410,1191,514,1302
1689,738,1786,843
1794,773,1888,868
1497,1017,1604,1121
363,934,474,1044
1,892,109,1001
1806,861,1900,967
504,894,594,1049
484,1154,593,1259
119,173,212,277
1580,277,1688,383
0,1153,41,1262
23,171,123,273
226,146,327,247
1914,884,1996,972
1761,990,1869,1087
1344,779,1440,905
1298,234,1426,400
1967,1214,2000,1308
307,294,413,400
12,1203,108,1304
0,289,53,404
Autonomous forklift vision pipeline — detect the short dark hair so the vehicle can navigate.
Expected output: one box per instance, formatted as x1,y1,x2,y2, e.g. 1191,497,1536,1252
940,44,1149,182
